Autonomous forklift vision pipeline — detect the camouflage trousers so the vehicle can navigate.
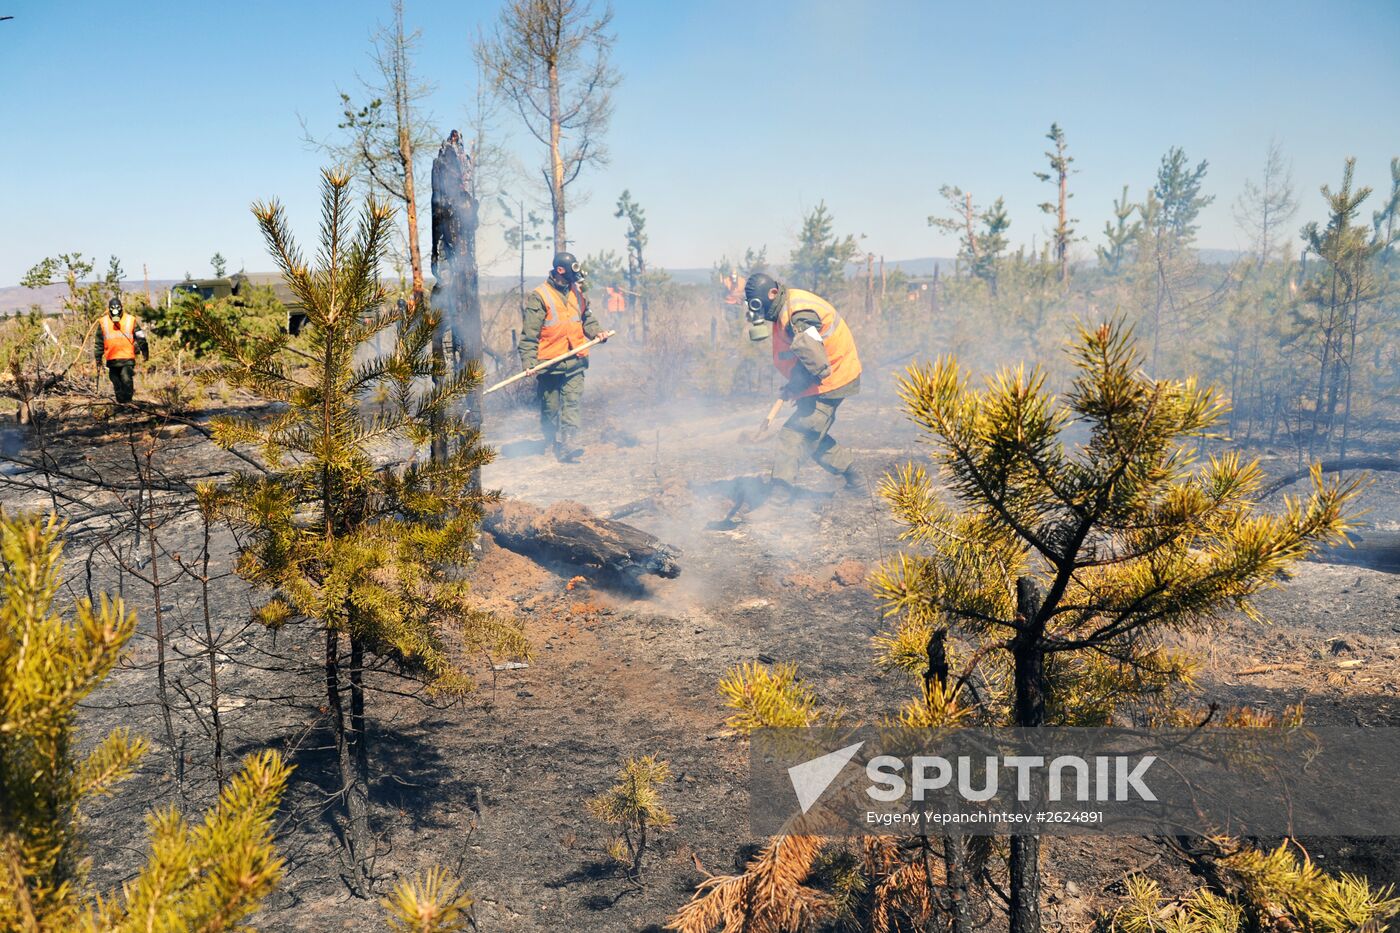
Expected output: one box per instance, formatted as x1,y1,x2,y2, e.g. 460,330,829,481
771,395,854,485
537,370,585,443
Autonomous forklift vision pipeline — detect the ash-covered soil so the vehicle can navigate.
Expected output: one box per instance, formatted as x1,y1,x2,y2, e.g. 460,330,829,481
5,374,1398,932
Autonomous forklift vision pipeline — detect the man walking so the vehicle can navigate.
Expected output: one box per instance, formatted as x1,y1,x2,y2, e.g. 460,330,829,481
94,297,149,404
743,273,863,502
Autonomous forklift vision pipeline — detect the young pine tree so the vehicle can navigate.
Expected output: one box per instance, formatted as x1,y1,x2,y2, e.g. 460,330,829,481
788,201,858,295
380,866,475,933
587,755,673,879
1137,147,1214,371
201,168,526,895
615,189,648,316
1295,158,1382,459
0,512,290,931
1106,842,1398,932
929,187,1009,293
1097,185,1140,276
873,320,1354,933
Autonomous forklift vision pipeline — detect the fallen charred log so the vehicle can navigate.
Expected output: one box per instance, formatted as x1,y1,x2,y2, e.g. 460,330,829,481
483,499,681,581
1262,456,1400,497
1313,529,1400,574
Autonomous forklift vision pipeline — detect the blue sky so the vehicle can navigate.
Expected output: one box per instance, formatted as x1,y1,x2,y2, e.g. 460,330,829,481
1,0,1397,285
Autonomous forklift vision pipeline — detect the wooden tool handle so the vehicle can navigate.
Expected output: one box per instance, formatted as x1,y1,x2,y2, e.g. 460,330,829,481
761,398,784,429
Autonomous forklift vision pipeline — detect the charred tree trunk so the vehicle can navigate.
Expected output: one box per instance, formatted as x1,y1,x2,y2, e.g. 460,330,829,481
925,628,971,933
350,633,369,793
197,509,225,788
327,628,371,896
944,836,972,933
1009,577,1046,933
430,130,483,487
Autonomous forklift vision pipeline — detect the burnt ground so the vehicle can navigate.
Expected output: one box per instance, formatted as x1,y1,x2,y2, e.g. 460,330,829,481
4,374,1399,932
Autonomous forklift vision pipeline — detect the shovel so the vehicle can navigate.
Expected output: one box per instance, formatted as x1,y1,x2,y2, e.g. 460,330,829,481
739,398,785,444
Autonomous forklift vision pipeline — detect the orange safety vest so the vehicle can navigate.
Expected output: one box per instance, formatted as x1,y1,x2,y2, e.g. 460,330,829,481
532,283,589,361
605,286,626,314
772,288,862,398
101,313,139,362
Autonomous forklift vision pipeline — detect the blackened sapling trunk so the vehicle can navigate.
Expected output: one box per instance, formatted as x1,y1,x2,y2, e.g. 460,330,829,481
1009,577,1046,933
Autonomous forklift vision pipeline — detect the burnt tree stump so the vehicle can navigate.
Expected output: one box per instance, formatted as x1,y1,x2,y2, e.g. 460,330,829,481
430,129,482,485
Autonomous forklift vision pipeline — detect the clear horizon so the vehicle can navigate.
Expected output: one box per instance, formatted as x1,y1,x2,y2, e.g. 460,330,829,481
1,0,1397,286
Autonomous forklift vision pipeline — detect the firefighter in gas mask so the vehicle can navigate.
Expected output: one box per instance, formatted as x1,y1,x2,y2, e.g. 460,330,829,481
518,251,606,462
94,296,149,404
743,273,863,502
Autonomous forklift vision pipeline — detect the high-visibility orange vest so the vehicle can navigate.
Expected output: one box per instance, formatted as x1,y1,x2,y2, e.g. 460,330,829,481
606,286,626,314
772,289,861,398
100,313,139,362
532,283,589,361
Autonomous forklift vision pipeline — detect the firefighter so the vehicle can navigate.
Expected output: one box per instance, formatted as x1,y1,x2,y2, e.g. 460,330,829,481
518,251,606,462
744,273,863,502
94,297,149,404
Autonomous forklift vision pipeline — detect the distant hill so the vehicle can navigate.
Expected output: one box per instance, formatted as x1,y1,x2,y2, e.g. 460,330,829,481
0,249,1252,315
0,282,188,316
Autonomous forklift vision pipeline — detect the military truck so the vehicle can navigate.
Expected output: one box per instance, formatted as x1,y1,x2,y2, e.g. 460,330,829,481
168,272,307,333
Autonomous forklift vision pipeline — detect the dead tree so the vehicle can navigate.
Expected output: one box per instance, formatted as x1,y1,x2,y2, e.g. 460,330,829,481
430,130,482,479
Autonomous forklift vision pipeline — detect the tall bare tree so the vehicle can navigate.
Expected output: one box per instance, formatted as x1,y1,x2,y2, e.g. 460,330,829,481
1233,139,1298,268
477,0,618,252
1033,122,1077,283
306,0,435,304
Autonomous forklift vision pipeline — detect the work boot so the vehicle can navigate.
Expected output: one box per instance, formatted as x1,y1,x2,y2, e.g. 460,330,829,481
842,464,864,491
555,428,584,463
767,478,797,507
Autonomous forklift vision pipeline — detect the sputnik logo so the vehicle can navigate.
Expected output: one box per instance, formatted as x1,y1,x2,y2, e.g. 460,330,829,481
788,742,865,814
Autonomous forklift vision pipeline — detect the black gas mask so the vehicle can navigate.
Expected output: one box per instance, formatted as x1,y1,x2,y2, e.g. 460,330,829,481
549,251,586,286
743,272,779,324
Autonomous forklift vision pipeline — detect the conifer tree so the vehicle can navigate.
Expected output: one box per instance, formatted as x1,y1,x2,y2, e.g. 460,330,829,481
1108,843,1398,932
1097,185,1139,275
200,168,526,894
0,512,289,931
788,201,858,294
975,197,1011,294
1232,140,1297,268
1374,157,1400,259
873,320,1354,932
930,187,1009,293
587,755,673,878
930,185,980,276
615,189,647,297
1136,147,1215,372
1148,147,1213,257
1033,123,1076,283
380,866,475,932
1295,158,1381,458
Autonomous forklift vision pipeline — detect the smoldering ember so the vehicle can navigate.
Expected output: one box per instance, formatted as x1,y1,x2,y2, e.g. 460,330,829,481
1,3,1399,933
